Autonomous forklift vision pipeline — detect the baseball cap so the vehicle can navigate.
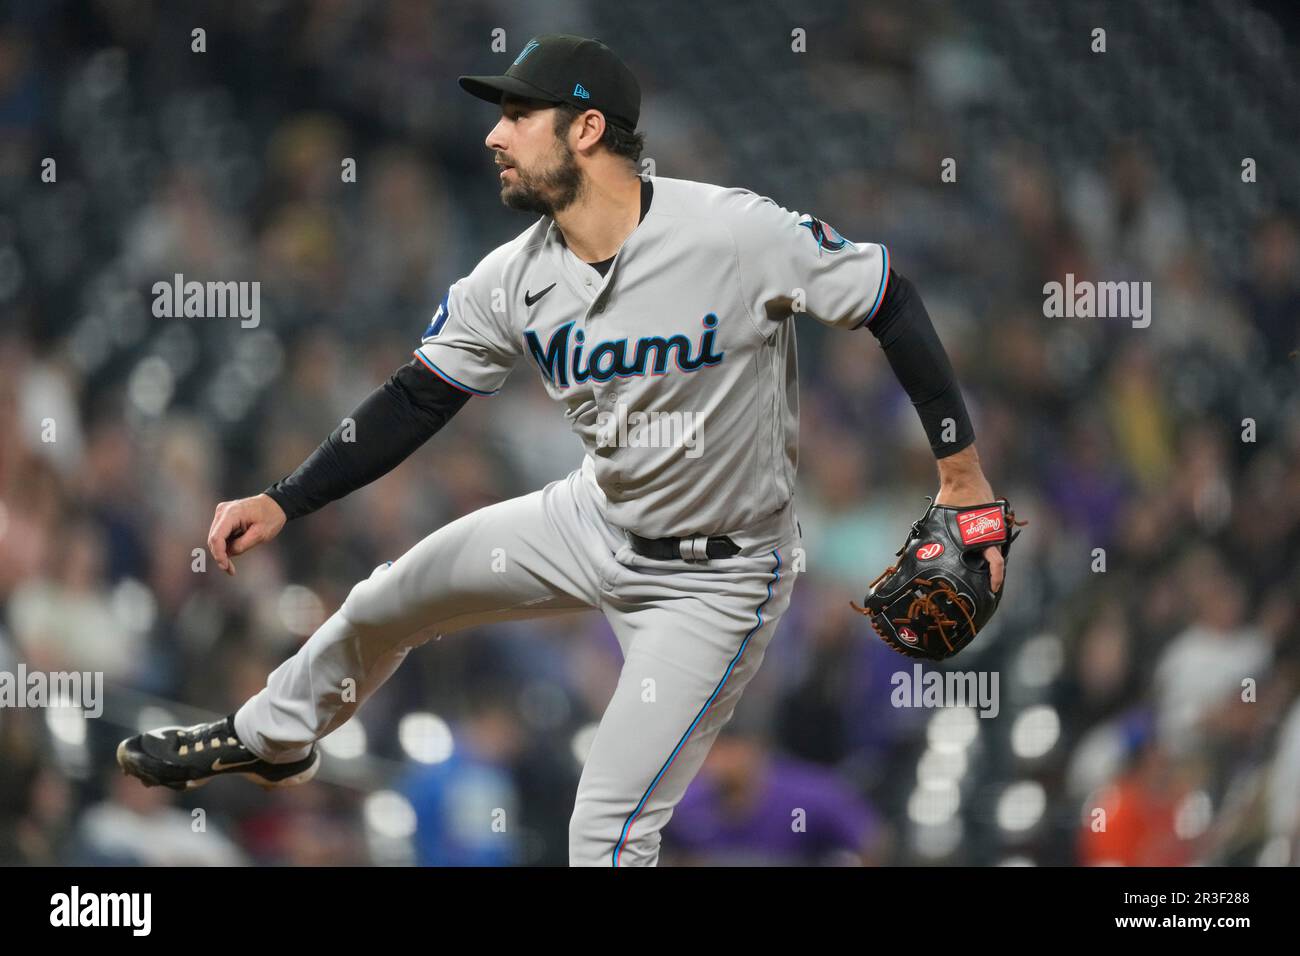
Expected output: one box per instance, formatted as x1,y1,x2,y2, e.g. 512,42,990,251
459,34,641,132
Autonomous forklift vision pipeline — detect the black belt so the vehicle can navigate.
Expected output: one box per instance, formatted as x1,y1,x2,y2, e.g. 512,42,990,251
627,531,741,561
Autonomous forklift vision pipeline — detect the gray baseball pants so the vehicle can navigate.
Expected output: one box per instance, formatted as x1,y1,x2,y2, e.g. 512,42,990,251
234,457,799,866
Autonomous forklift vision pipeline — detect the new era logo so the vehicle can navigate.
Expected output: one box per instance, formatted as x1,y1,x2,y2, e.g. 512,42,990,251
573,83,590,99
956,507,1006,546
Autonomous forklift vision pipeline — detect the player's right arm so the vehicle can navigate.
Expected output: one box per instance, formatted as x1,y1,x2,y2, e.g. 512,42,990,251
206,363,471,576
208,259,521,576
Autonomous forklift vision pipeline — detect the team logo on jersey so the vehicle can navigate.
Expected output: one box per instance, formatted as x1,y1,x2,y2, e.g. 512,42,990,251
798,215,855,254
524,314,725,388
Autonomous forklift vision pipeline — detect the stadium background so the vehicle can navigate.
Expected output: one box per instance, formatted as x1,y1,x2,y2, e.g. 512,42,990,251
1,0,1298,866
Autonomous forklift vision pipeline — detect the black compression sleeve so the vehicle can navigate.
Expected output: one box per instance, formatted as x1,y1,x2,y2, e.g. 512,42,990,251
866,268,975,458
264,360,471,521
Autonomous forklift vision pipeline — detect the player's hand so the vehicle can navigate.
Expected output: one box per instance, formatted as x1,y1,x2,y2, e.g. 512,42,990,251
982,544,1005,594
933,491,1006,593
934,446,1005,594
207,494,286,577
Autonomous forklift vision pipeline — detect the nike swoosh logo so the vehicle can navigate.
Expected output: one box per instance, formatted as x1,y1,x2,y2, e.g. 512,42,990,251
525,283,556,306
211,757,260,771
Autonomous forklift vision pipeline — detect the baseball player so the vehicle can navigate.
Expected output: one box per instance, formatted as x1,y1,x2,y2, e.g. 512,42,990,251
117,34,1005,866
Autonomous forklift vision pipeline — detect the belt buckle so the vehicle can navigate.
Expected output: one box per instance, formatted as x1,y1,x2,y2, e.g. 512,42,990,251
678,535,708,562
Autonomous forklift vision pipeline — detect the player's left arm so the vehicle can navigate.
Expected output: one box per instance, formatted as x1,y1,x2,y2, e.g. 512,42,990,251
723,191,1005,590
864,267,1005,592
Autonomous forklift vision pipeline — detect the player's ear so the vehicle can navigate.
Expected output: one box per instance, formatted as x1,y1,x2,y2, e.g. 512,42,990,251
569,108,606,152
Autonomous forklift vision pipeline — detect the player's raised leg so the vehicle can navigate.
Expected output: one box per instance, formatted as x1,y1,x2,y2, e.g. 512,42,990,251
569,544,797,866
117,465,622,790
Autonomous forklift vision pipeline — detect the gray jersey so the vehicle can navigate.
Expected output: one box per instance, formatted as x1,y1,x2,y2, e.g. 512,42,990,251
232,182,872,867
414,175,889,538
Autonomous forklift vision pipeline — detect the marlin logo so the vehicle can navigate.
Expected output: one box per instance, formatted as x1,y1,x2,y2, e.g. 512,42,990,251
798,215,854,254
514,40,540,65
525,314,725,388
572,83,591,99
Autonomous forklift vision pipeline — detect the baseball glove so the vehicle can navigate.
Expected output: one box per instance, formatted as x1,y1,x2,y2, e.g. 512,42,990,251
853,497,1024,660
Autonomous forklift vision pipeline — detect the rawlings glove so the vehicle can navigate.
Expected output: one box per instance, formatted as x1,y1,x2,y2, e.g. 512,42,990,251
853,497,1024,660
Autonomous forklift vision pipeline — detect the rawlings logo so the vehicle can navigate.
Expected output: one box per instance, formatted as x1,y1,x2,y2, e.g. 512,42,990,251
957,507,1005,546
897,626,919,645
916,542,944,560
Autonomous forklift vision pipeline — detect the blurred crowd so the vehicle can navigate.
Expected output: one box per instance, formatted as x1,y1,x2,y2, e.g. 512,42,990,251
1,1,1297,866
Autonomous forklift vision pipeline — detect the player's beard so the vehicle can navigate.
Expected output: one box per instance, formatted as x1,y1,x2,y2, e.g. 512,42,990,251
499,134,584,216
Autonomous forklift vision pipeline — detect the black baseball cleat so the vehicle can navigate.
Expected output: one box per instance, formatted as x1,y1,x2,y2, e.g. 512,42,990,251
116,714,320,791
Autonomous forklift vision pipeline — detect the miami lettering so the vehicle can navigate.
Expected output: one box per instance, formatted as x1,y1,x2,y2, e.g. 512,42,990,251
525,314,724,388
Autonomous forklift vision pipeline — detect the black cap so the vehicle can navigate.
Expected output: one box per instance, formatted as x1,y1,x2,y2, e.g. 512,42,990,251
459,34,641,132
